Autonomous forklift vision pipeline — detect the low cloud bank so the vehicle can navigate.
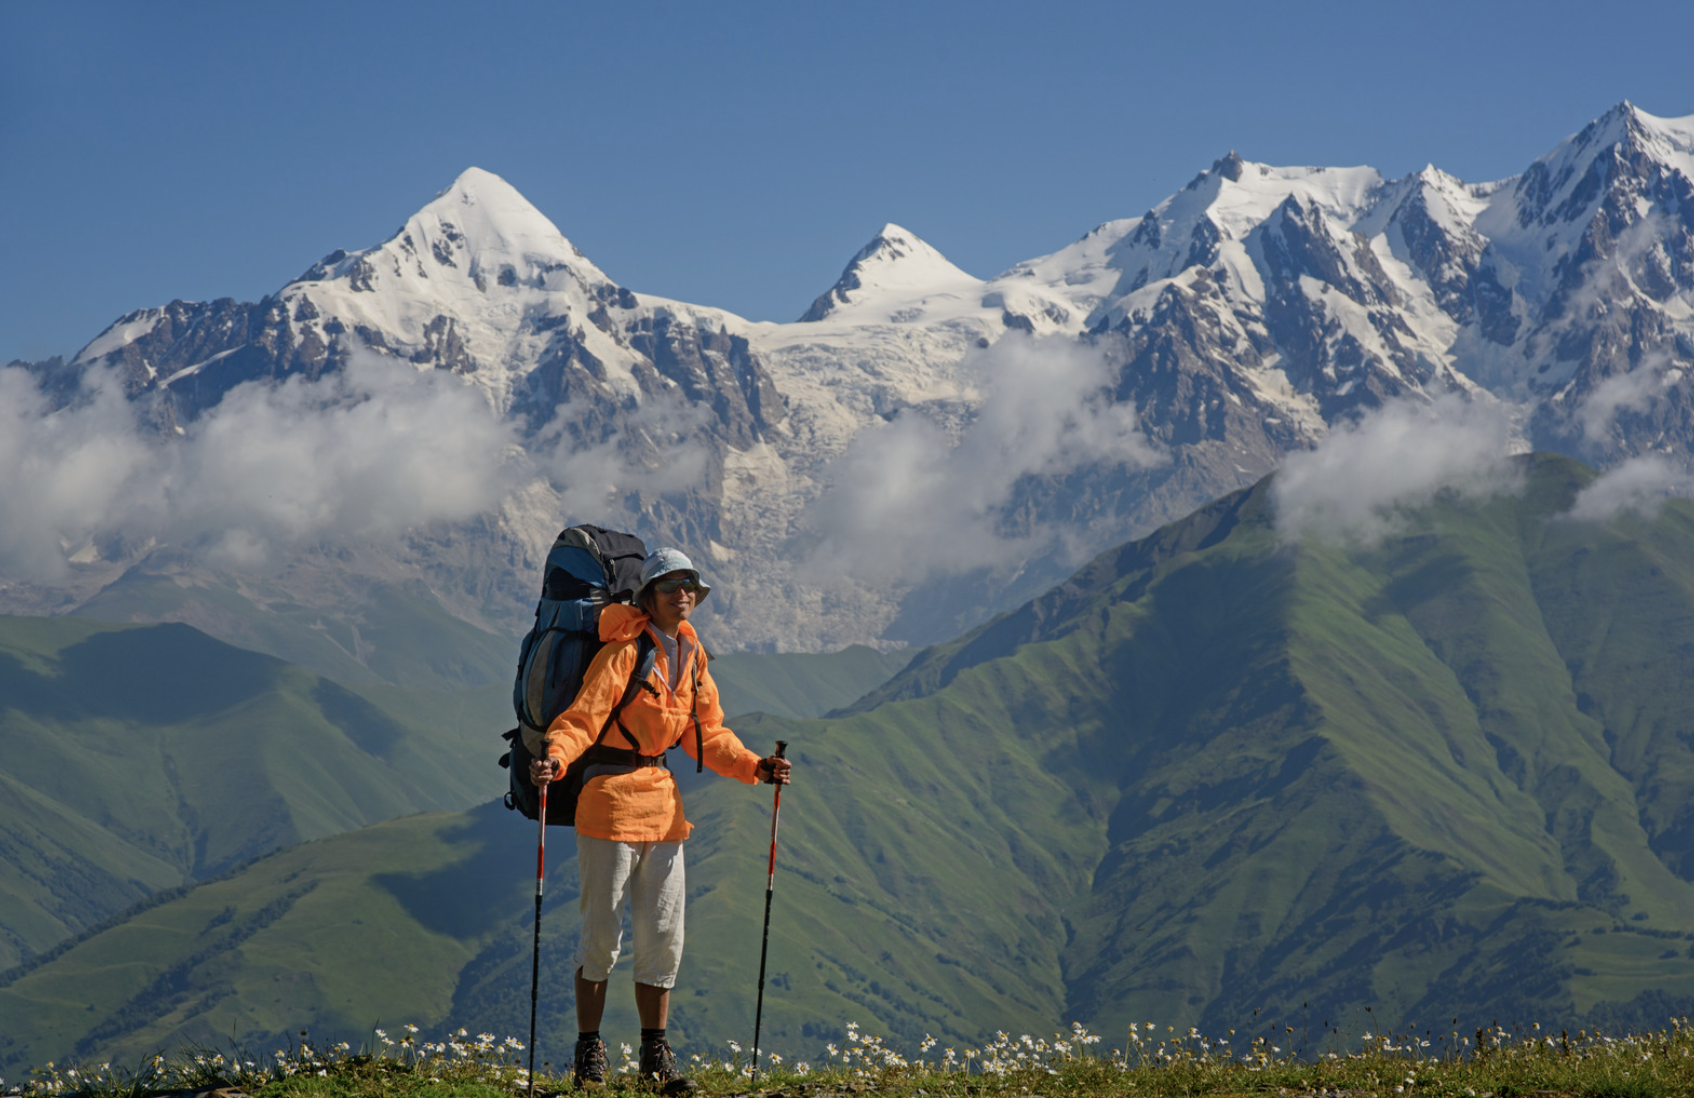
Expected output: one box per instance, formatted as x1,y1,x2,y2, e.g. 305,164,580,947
1565,453,1694,522
0,366,158,579
0,350,706,581
1274,393,1523,545
159,352,522,569
803,334,1164,584
1576,354,1683,444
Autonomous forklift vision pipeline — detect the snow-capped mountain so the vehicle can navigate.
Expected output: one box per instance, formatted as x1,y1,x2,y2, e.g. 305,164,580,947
1484,105,1694,454
72,168,783,443
799,223,985,323
18,102,1694,662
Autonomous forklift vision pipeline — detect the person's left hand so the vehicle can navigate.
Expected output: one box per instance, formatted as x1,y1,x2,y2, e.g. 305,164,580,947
756,754,792,785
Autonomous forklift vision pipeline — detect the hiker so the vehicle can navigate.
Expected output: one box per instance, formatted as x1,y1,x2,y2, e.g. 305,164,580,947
527,547,792,1093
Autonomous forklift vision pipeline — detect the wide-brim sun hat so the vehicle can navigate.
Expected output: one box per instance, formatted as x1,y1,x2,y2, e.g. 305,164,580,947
639,547,711,604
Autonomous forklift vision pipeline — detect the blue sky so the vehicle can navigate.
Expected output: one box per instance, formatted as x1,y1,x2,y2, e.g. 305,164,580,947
3,0,1691,364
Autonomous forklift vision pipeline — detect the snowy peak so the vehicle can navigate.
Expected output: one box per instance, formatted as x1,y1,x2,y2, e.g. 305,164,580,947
76,167,681,425
1016,156,1389,335
295,167,611,297
1459,100,1694,327
1190,158,1382,230
1370,164,1492,257
1115,157,1384,275
1211,150,1247,183
1629,103,1694,166
1568,100,1694,169
1489,102,1694,238
415,166,602,280
798,223,981,322
1404,164,1488,213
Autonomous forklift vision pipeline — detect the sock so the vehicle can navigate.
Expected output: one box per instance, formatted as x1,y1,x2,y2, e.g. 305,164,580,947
641,1027,666,1044
579,1030,601,1044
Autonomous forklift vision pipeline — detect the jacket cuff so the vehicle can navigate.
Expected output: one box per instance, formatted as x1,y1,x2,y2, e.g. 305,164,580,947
737,750,764,785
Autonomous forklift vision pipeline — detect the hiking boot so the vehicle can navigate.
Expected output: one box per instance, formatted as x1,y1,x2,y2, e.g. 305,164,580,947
638,1037,697,1095
573,1035,607,1090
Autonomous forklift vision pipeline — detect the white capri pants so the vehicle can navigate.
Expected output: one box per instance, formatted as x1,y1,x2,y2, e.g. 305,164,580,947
573,835,686,988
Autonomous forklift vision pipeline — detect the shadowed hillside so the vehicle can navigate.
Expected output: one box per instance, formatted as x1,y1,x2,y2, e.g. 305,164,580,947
0,615,508,972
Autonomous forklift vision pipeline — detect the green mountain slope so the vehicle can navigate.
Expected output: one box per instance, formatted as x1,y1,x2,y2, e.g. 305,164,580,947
0,612,907,979
0,807,539,1074
709,645,909,719
855,452,1694,1035
0,615,508,971
7,454,1694,1073
73,562,515,690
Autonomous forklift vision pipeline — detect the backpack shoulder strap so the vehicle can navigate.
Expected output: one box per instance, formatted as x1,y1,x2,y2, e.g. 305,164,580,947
689,645,705,773
599,631,658,750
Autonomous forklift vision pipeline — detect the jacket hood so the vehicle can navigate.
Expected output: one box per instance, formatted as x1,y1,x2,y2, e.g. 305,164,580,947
598,602,698,646
599,603,650,643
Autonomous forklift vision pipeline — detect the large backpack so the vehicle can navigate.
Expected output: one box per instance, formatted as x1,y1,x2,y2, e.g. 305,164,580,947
500,524,653,826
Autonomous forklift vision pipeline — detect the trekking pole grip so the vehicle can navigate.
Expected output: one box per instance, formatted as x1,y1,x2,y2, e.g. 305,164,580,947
760,740,787,783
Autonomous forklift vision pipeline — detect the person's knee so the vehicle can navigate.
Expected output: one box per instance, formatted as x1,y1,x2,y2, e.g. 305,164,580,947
631,932,683,988
632,969,678,990
575,931,621,982
578,953,616,983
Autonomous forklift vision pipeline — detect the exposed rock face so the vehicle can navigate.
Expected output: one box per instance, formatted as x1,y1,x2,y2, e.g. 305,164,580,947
17,104,1694,664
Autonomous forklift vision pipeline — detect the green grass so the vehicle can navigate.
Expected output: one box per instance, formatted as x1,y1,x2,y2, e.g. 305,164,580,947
10,1017,1694,1098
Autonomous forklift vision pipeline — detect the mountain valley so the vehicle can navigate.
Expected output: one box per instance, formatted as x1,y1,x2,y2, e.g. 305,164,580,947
4,455,1692,1073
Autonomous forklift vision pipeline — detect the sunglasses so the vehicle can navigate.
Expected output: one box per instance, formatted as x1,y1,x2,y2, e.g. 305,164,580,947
653,578,700,594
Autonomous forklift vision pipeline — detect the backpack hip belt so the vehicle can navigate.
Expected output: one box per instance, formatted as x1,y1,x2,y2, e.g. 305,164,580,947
578,743,670,784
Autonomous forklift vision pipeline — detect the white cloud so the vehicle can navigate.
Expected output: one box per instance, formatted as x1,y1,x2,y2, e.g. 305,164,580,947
1565,453,1694,522
148,349,524,567
1273,392,1523,545
1576,353,1681,443
0,348,714,581
0,365,158,580
802,334,1164,584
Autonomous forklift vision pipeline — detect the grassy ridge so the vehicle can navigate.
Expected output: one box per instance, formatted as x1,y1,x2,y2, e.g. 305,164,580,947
1050,457,1694,1035
0,615,509,972
0,810,505,1072
72,567,516,691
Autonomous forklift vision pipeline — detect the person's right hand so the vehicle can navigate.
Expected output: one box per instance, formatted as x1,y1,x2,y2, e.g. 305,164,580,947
530,756,561,786
756,754,792,785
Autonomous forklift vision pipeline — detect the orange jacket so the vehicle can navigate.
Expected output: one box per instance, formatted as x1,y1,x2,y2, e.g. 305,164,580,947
532,603,761,842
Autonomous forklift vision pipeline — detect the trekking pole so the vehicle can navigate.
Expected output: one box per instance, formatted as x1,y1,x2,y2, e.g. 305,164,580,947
750,740,788,1083
528,774,548,1097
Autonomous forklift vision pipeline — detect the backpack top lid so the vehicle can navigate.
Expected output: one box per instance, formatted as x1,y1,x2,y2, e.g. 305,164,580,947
544,541,611,596
549,525,648,601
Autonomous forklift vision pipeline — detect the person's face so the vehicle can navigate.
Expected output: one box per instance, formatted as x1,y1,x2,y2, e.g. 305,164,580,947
647,571,699,633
